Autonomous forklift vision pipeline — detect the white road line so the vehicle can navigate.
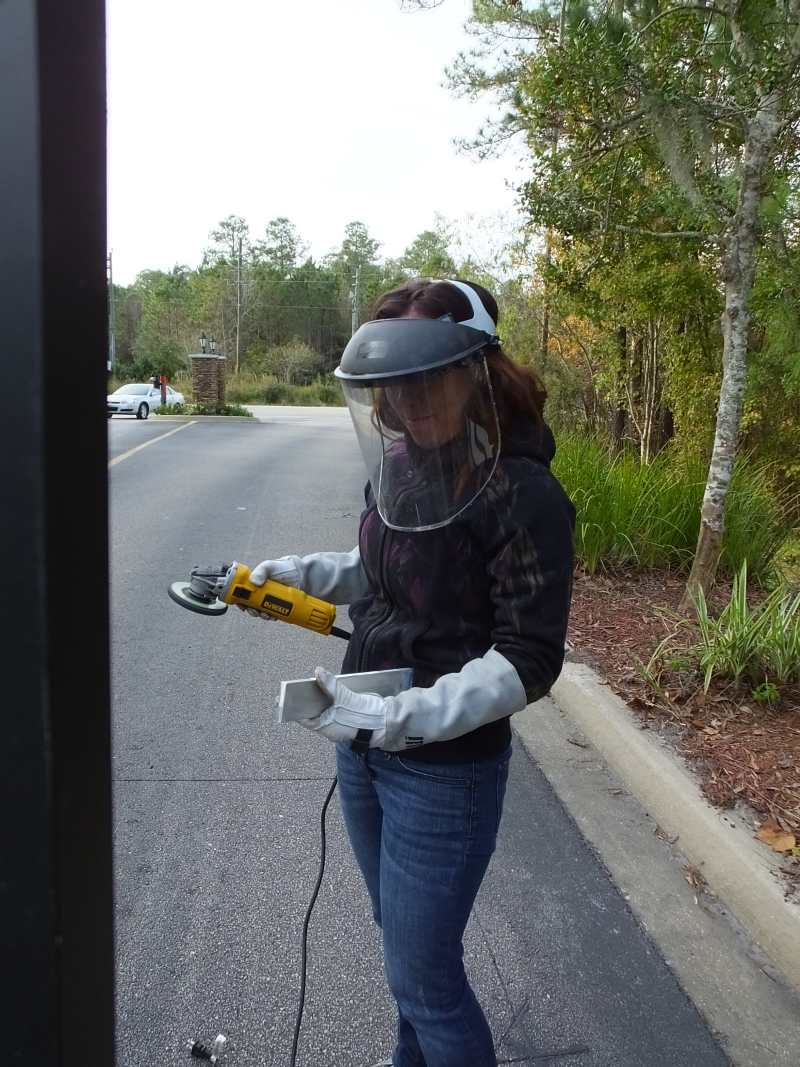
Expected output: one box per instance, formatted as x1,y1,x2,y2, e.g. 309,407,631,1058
108,421,197,468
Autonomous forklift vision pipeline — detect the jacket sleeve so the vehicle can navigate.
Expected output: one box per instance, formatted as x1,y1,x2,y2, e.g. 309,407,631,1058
381,646,528,750
271,546,371,605
480,463,575,704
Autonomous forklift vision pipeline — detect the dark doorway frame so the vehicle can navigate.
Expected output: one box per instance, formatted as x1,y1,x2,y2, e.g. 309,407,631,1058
1,1,114,1063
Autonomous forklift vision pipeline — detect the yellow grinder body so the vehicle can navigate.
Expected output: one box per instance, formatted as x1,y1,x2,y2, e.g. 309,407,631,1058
168,561,338,635
221,563,336,635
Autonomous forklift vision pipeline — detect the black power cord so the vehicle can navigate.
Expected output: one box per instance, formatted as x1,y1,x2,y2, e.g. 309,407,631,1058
280,771,589,1067
288,775,339,1067
285,626,349,1065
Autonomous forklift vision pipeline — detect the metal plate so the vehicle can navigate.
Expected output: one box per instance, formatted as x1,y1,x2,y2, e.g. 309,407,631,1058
168,580,228,616
277,667,414,723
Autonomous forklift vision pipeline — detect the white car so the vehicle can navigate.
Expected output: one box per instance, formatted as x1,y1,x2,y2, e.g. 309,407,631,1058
107,383,185,419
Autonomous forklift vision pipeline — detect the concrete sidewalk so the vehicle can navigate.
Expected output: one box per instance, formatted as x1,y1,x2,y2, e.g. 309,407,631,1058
513,663,800,1067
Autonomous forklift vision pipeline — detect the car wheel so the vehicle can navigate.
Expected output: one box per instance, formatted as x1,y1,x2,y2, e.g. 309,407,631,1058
107,413,113,419
137,403,149,420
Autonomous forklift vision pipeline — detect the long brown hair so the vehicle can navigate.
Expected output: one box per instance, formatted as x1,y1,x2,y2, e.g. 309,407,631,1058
370,277,547,433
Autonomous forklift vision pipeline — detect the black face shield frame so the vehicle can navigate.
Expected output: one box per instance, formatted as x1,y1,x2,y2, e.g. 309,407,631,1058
335,317,499,385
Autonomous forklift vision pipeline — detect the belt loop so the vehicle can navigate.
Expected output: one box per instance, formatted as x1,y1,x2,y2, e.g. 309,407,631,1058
350,728,373,754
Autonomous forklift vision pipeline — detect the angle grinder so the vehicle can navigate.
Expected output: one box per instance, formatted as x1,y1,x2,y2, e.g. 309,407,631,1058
168,562,350,639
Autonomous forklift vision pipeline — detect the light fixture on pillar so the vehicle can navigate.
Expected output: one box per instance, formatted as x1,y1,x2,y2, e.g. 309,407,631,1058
200,332,208,354
210,336,216,354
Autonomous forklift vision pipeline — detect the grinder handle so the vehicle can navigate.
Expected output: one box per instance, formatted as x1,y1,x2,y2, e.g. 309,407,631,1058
221,562,337,635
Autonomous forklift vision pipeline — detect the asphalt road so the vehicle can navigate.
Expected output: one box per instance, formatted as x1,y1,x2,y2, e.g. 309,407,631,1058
110,411,730,1067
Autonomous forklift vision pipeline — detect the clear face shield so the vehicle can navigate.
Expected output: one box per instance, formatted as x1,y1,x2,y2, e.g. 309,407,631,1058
341,355,501,532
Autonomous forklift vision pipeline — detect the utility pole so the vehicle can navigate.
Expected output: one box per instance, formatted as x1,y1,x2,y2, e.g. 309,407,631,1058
351,263,361,336
235,236,242,375
107,251,116,374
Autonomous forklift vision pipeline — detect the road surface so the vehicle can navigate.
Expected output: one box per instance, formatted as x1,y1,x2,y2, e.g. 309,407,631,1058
109,411,729,1066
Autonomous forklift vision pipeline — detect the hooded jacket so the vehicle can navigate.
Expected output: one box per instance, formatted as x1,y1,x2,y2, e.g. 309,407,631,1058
333,418,576,762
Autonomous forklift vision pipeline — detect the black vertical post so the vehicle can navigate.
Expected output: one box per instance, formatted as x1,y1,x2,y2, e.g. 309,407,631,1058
0,1,113,1064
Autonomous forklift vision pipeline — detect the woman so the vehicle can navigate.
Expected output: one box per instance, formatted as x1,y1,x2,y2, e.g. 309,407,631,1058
248,278,575,1066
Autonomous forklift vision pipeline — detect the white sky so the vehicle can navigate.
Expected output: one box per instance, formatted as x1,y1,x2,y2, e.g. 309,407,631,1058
107,0,526,285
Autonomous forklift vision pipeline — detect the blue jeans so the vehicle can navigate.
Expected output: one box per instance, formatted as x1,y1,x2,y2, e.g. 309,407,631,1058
335,742,512,1067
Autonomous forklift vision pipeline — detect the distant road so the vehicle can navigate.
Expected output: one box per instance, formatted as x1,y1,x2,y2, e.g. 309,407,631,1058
245,403,350,423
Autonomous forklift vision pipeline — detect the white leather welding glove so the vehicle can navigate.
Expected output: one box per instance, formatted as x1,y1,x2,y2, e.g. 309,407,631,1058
247,547,368,609
378,648,528,750
300,649,528,751
297,667,387,747
238,557,303,619
249,556,303,588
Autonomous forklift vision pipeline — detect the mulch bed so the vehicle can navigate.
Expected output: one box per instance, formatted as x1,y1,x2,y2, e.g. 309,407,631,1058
566,568,800,899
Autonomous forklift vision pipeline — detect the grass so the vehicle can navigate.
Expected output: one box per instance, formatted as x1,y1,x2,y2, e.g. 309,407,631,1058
551,435,797,584
775,537,800,586
155,401,253,417
646,561,800,697
224,373,345,406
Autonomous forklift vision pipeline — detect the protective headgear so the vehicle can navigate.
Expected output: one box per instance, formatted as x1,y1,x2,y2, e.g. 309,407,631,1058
335,280,502,532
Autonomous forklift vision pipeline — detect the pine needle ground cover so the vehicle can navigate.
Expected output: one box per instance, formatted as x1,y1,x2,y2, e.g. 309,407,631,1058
556,439,800,895
568,568,800,899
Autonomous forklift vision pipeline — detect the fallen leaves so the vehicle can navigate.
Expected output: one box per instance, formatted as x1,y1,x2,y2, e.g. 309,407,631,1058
683,862,708,903
654,824,679,845
756,819,797,854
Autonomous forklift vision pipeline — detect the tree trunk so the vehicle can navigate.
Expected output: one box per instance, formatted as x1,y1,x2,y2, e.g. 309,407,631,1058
540,224,556,366
639,318,662,465
653,406,674,453
611,405,626,452
682,100,781,610
540,287,550,366
539,0,566,372
625,333,646,458
610,325,627,453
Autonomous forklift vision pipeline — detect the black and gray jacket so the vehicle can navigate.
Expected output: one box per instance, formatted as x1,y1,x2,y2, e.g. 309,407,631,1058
280,419,575,762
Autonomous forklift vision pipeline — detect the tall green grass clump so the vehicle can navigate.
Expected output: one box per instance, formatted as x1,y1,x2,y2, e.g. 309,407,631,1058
691,562,800,691
223,373,345,406
551,435,795,581
262,377,345,406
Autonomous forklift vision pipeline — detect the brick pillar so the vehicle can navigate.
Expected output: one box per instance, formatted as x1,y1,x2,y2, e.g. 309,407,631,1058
216,355,227,407
190,353,220,409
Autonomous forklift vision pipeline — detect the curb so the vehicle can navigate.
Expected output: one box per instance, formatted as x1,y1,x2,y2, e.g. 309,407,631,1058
149,415,257,422
544,661,800,992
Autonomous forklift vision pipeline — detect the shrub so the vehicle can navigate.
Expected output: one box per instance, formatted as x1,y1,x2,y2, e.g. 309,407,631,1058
647,561,800,697
224,372,272,405
155,401,252,417
221,372,345,406
244,339,324,384
691,561,800,690
190,401,252,417
551,434,796,581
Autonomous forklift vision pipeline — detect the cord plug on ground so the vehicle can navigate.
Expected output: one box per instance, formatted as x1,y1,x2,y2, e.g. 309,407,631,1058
188,1033,226,1063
